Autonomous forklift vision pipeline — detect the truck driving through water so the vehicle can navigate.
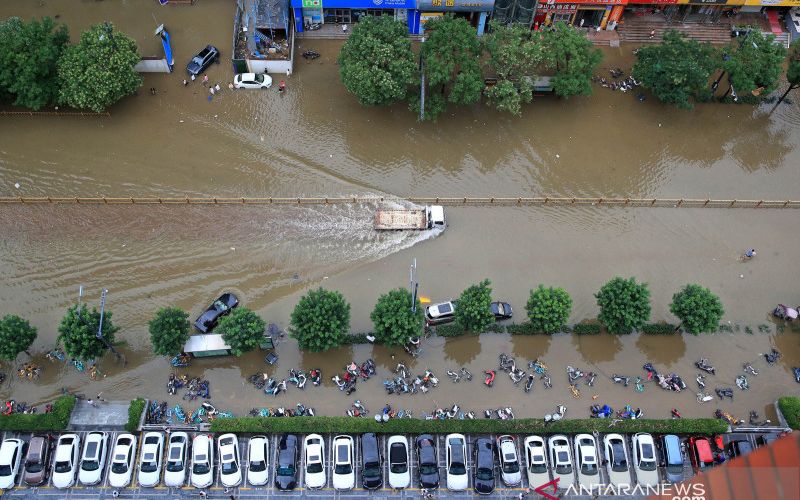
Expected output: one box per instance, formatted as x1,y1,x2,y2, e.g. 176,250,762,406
373,205,446,231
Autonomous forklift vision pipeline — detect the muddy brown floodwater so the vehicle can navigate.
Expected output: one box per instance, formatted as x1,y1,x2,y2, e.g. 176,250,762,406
0,0,799,422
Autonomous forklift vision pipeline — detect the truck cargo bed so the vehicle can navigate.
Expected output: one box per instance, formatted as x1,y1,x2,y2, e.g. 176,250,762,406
374,210,427,230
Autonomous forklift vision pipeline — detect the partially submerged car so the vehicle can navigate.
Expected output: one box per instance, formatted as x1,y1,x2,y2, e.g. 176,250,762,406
425,301,455,326
490,301,513,320
187,45,220,76
233,73,273,89
194,292,239,332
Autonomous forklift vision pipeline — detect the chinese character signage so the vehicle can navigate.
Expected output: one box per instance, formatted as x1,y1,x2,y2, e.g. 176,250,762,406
417,0,496,11
302,0,322,7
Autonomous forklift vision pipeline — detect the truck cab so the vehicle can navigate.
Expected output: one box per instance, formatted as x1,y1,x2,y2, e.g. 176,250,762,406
427,205,446,229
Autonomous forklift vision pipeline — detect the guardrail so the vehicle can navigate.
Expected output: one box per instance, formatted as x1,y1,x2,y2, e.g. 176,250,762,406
0,196,798,208
0,110,110,117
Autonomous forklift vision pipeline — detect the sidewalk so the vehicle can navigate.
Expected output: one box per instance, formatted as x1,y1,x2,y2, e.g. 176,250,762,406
68,399,130,431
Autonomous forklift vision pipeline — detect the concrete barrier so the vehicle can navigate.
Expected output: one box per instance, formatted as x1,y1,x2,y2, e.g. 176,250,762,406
135,57,171,73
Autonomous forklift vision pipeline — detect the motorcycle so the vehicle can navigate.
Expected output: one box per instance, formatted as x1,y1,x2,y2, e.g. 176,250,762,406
304,22,321,31
617,405,643,419
735,375,749,391
460,367,473,381
697,392,714,403
590,404,613,418
642,362,657,380
497,407,515,420
749,410,771,426
715,408,742,425
446,370,460,383
696,374,706,389
715,387,734,400
695,358,716,375
524,374,535,393
671,408,682,419
764,348,781,364
794,367,800,383
742,363,758,376
544,404,566,423
612,374,630,387
541,373,553,389
394,363,409,379
585,372,597,387
484,370,495,387
567,365,584,383
310,368,322,386
302,50,320,60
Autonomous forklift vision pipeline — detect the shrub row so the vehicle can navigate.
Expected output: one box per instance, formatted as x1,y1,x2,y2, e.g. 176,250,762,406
572,323,602,335
778,397,800,430
211,416,727,435
0,396,75,431
127,398,146,433
340,333,372,345
438,322,679,337
641,323,680,335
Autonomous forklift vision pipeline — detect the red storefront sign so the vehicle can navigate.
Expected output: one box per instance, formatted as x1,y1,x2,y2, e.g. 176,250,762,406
627,0,677,4
551,0,626,4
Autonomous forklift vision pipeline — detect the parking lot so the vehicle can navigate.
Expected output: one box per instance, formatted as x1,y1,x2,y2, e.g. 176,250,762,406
0,429,782,499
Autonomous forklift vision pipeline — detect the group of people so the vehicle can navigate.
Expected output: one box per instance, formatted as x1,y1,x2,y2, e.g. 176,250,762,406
182,73,234,101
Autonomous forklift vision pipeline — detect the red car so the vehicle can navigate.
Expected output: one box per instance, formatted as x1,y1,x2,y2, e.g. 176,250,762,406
688,437,715,471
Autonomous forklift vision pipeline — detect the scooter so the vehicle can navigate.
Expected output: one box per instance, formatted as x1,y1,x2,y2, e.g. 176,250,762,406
764,348,781,364
743,362,758,376
695,358,716,375
696,374,707,389
715,387,734,400
736,375,749,391
302,49,320,60
697,392,714,403
590,404,613,418
749,410,771,426
446,370,460,383
310,368,322,386
484,370,496,387
544,404,566,423
460,367,473,381
612,374,630,387
524,374,535,393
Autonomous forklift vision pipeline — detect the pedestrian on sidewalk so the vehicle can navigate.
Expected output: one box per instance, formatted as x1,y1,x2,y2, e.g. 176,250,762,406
649,29,656,39
86,399,98,408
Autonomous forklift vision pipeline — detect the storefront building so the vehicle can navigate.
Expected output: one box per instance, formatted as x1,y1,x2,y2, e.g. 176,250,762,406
292,0,417,32
533,0,624,29
416,0,497,34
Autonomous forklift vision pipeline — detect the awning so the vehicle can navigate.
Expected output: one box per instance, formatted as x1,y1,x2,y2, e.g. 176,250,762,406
184,334,232,354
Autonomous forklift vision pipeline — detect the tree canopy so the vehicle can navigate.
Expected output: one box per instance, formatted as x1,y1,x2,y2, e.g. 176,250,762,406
58,304,119,361
148,307,190,356
541,22,603,98
526,285,572,334
633,30,717,109
777,40,800,106
483,21,544,115
669,284,724,334
595,277,651,334
338,15,416,106
0,314,37,361
370,288,423,346
290,288,350,352
454,279,495,333
0,16,69,110
723,30,787,99
57,22,142,112
217,307,266,357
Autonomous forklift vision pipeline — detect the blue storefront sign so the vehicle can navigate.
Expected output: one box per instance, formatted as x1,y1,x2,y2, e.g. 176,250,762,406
292,0,418,33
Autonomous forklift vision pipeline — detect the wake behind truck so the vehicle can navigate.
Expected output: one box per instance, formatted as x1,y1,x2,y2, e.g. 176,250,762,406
373,205,446,231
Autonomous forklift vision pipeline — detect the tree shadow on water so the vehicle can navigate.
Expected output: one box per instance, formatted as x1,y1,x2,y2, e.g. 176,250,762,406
634,333,686,367
572,332,623,364
442,334,482,366
510,334,552,362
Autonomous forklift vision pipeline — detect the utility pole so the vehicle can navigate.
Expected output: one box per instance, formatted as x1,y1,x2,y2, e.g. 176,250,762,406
95,289,125,364
419,36,426,122
410,258,418,313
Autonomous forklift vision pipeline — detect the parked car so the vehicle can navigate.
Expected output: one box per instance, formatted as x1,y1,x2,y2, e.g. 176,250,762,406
138,432,164,487
728,440,753,458
473,437,495,495
547,435,574,489
274,434,298,491
194,292,239,332
632,433,659,487
603,434,632,487
387,435,410,489
496,435,522,486
0,438,24,489
164,432,189,487
416,434,439,489
187,45,220,76
233,73,273,89
523,436,550,490
574,434,600,489
361,433,383,490
22,435,50,486
191,434,214,488
304,434,325,489
445,433,468,491
108,433,137,488
688,436,715,472
425,301,455,325
78,432,107,486
52,433,81,488
660,434,684,484
218,433,242,488
490,301,513,320
247,435,269,486
332,435,354,490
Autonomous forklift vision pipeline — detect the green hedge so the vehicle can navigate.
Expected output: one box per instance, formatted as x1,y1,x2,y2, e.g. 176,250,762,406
778,397,800,430
211,416,727,435
506,323,544,335
0,396,75,431
340,333,372,345
127,398,146,433
641,323,679,335
572,323,602,335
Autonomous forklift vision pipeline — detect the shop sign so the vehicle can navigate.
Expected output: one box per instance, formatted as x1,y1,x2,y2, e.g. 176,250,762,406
540,3,579,11
295,0,416,7
686,0,729,4
417,0,496,12
302,0,322,7
627,0,677,4
553,0,625,4
744,0,800,4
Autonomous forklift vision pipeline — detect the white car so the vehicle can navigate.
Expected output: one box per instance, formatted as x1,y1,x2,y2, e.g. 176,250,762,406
247,435,269,486
603,434,632,487
524,436,550,490
233,73,273,89
632,433,659,486
191,434,214,488
574,434,601,489
497,435,522,486
108,434,137,488
445,434,468,491
425,301,455,324
387,435,410,489
0,438,24,489
332,435,355,490
78,432,108,485
218,433,242,488
303,434,325,489
164,432,189,487
547,435,574,489
52,433,81,488
138,432,164,487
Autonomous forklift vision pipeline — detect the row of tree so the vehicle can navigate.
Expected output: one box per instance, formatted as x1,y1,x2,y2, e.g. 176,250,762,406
0,17,142,112
633,30,800,109
338,16,603,118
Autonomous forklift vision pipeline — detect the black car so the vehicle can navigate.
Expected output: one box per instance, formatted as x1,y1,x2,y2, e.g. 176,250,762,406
274,434,298,491
187,45,220,76
194,292,239,333
490,302,513,320
415,434,439,489
473,437,495,495
756,433,780,447
728,440,753,458
361,433,383,489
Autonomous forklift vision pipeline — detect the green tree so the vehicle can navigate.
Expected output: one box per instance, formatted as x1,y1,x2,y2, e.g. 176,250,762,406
148,307,190,356
722,30,786,101
412,14,484,121
370,288,423,346
216,307,266,357
526,285,572,334
632,30,717,109
540,22,602,98
58,304,119,361
338,15,416,106
290,288,350,352
0,16,69,110
454,279,495,333
595,277,651,334
669,284,724,334
0,315,37,361
775,40,800,108
57,23,142,112
483,21,544,115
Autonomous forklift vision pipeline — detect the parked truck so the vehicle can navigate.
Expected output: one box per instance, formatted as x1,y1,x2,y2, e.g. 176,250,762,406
373,205,446,231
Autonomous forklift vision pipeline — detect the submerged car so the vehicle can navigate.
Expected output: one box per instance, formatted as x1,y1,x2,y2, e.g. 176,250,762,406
164,432,189,487
387,435,410,489
0,438,24,489
194,292,239,332
218,434,242,488
361,433,383,490
603,434,632,487
304,434,325,489
108,434,136,488
416,434,439,489
52,434,81,489
138,432,164,487
233,73,273,89
187,45,220,76
78,432,107,486
191,434,214,489
22,436,50,486
445,434,468,491
473,437,495,495
524,436,550,490
275,434,298,491
247,435,269,486
632,433,659,487
332,435,354,490
490,301,513,320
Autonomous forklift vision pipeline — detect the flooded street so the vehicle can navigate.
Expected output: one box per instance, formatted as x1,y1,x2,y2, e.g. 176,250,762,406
1,0,799,422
